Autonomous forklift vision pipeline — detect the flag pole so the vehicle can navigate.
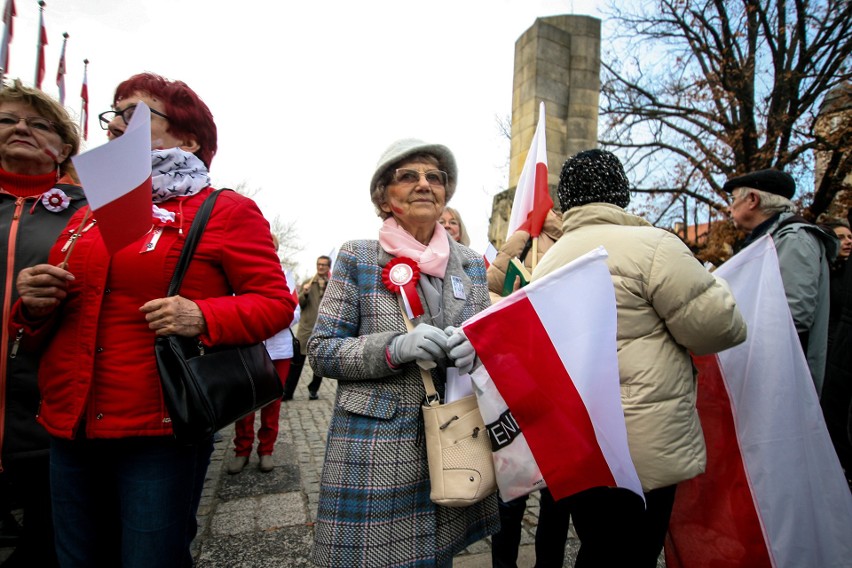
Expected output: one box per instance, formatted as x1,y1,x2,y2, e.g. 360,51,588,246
531,237,539,270
0,0,16,88
34,0,45,88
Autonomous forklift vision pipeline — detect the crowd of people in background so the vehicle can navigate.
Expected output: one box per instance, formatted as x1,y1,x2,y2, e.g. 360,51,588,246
0,70,850,568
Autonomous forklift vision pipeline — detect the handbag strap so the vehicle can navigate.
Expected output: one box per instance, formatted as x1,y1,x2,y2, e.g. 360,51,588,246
166,189,230,296
396,295,441,407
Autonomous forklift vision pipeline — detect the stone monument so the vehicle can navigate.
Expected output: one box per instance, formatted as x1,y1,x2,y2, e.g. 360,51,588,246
489,14,602,247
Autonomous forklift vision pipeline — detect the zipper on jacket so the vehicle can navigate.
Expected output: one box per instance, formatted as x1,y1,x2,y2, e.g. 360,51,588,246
0,196,28,473
9,328,22,358
60,219,96,253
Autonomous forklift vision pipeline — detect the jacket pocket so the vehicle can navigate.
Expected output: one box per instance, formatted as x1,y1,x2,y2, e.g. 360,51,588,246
338,388,398,420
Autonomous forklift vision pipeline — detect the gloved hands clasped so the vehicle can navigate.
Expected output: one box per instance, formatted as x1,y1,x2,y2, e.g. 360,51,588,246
444,326,479,375
389,324,449,367
387,324,481,374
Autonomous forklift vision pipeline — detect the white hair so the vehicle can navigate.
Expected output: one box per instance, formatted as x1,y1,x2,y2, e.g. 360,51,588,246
735,187,794,216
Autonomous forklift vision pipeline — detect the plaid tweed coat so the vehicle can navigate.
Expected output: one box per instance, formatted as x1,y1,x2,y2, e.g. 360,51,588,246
307,236,499,567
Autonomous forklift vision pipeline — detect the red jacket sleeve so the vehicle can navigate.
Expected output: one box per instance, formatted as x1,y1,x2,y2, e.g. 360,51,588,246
191,192,295,346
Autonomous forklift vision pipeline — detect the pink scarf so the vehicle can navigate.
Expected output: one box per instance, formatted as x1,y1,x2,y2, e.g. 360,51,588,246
379,217,450,278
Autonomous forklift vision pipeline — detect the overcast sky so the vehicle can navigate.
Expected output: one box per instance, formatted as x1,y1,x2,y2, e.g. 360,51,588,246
3,0,602,277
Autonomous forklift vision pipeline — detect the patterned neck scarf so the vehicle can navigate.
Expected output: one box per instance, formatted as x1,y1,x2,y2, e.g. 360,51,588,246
150,148,211,203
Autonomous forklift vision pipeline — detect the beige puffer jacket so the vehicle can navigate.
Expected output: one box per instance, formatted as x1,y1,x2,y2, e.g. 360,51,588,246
487,209,563,304
533,203,747,491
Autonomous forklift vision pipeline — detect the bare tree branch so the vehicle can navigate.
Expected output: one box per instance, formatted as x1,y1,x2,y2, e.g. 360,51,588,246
600,0,852,237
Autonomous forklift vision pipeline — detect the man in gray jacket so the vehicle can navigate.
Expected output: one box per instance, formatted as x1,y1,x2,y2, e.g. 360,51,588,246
725,169,837,394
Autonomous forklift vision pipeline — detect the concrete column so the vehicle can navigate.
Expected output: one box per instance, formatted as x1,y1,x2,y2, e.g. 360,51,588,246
489,15,601,247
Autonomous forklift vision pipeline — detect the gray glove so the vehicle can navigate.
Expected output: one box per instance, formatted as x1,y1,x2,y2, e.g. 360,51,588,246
445,326,478,375
389,324,449,366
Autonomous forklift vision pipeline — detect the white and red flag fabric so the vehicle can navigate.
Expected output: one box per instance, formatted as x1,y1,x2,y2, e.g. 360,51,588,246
34,2,46,89
79,61,88,139
55,32,66,104
328,247,338,274
665,236,852,568
482,241,498,269
71,101,153,256
507,101,552,239
0,0,15,76
464,247,642,501
284,269,298,303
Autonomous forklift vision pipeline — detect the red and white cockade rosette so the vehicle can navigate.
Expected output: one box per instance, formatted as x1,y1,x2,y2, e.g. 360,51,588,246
382,257,424,320
41,187,71,212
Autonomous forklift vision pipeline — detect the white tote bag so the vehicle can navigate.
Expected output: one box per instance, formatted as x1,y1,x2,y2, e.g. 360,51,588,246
471,366,546,501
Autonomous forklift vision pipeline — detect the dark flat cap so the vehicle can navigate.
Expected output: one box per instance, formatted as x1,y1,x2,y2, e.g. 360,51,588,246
722,169,796,199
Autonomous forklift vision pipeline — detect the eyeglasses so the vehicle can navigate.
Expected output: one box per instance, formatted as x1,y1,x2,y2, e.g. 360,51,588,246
0,112,58,134
98,104,170,130
392,168,448,188
727,189,751,205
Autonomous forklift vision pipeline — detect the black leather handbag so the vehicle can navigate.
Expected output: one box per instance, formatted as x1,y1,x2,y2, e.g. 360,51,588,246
154,189,283,444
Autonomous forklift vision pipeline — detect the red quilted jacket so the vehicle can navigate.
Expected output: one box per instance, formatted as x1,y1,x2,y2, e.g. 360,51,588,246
11,187,295,439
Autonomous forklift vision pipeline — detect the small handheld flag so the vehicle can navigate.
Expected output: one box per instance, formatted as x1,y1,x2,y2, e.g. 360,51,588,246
71,102,153,256
507,101,552,239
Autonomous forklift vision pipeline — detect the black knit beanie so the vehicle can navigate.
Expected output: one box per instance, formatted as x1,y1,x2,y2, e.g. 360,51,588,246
557,149,631,211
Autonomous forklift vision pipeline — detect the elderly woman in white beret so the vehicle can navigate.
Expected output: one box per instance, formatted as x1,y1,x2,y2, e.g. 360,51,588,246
307,139,498,567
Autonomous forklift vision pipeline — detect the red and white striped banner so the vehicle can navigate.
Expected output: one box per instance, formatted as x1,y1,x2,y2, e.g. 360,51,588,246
465,247,642,501
666,236,852,568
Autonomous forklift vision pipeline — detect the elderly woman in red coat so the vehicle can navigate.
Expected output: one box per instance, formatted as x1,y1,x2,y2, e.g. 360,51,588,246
11,73,294,568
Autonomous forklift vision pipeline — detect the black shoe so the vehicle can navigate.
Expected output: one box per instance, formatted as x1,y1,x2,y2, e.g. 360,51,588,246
309,391,319,400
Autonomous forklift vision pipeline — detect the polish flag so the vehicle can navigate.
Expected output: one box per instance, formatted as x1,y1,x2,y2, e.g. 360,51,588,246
284,269,298,302
328,247,338,274
464,247,642,501
55,32,67,105
34,4,47,89
0,0,15,74
665,236,852,568
507,101,552,238
483,241,498,269
71,102,153,256
79,61,88,139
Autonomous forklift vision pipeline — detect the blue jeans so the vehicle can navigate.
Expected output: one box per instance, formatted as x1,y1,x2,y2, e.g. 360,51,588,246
50,436,213,568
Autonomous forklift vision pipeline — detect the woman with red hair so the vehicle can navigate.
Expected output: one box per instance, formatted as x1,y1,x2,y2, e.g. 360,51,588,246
12,73,295,567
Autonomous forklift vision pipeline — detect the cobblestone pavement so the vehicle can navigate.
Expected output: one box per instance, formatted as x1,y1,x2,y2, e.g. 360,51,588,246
191,365,553,567
190,364,664,567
